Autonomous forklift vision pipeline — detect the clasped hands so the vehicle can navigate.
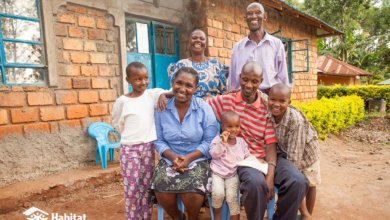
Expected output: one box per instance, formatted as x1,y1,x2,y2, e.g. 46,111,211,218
171,155,191,173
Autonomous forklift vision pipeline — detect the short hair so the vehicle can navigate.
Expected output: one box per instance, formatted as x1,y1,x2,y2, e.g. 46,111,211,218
270,83,291,98
247,2,265,14
221,111,240,124
241,61,263,77
172,67,199,85
126,61,146,77
190,29,206,37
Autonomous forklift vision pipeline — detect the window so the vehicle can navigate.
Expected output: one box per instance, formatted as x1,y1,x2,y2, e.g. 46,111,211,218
125,20,150,54
0,0,46,85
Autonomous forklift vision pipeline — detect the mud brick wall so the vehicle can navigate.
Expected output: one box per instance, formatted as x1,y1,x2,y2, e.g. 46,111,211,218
0,4,121,186
183,0,318,101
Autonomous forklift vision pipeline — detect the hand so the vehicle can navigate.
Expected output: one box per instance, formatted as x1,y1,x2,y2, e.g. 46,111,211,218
171,156,182,171
176,155,191,173
220,131,230,143
157,94,167,112
265,174,275,200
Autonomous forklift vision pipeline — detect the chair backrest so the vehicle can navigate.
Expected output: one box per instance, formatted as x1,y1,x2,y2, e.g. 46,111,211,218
87,122,115,146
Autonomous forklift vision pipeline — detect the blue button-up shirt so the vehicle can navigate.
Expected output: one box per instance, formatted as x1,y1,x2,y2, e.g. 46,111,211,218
154,97,219,166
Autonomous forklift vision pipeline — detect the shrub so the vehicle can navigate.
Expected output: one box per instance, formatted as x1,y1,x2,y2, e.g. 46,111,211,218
318,85,390,102
292,95,365,139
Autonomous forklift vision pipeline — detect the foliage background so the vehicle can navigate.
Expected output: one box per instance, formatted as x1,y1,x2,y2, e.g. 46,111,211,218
283,0,390,84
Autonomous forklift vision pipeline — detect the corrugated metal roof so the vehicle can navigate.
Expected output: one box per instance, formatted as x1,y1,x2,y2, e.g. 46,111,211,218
317,55,373,76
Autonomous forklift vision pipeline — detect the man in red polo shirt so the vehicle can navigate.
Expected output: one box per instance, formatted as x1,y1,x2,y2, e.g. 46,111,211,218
208,61,308,220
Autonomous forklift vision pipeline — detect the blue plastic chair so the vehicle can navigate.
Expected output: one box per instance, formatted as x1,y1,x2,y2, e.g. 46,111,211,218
87,122,121,169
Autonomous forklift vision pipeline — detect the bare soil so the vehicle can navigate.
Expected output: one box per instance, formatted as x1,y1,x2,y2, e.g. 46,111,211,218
1,117,389,220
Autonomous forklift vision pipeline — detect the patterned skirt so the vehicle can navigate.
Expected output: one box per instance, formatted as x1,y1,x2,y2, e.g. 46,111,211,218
150,160,212,195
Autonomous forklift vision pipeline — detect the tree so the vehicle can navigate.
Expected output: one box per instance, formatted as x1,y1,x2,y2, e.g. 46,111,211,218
301,0,389,84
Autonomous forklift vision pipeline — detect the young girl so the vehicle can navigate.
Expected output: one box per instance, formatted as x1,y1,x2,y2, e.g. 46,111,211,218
210,111,251,220
111,61,169,220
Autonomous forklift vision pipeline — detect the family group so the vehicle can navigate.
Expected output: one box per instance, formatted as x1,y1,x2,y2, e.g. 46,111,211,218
111,2,320,220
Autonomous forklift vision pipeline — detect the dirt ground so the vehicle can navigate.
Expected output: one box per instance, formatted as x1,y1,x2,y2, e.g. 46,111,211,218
1,117,389,220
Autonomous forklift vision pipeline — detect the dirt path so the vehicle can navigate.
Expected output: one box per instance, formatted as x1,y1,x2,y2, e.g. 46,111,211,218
2,120,390,220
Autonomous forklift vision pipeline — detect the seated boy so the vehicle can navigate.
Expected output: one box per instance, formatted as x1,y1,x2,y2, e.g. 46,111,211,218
267,83,321,220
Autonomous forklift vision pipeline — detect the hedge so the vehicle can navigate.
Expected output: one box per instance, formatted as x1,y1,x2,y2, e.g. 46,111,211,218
318,85,390,102
292,95,365,139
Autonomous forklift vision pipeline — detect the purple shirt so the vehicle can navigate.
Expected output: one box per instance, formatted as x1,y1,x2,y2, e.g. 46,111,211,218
210,135,251,178
228,33,289,90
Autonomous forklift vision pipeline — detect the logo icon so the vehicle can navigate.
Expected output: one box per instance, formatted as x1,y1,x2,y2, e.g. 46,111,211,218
23,207,49,220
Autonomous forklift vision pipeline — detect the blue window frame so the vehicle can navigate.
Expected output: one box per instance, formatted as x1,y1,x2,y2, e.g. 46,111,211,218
0,0,46,85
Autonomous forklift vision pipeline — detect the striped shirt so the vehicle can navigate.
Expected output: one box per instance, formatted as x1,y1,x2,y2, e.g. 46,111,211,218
267,106,320,170
207,92,277,159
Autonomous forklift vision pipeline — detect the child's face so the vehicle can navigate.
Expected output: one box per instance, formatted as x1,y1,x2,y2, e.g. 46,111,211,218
221,116,241,139
268,89,290,119
126,67,149,94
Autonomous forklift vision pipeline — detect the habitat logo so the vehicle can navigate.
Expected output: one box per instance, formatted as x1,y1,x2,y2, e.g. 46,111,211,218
23,207,86,220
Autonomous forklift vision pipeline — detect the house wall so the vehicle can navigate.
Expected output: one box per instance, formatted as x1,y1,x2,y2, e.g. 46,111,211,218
0,0,186,186
185,0,318,101
318,74,360,86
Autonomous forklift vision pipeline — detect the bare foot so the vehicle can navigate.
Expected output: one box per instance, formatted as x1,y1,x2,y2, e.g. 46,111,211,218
301,214,313,220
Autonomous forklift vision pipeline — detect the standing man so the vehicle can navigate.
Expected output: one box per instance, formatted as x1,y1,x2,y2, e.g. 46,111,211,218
229,2,289,94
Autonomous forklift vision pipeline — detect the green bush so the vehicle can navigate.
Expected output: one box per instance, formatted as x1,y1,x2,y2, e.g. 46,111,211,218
318,85,390,102
292,95,365,139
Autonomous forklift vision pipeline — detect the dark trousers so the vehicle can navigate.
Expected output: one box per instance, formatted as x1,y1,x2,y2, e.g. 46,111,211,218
237,155,308,220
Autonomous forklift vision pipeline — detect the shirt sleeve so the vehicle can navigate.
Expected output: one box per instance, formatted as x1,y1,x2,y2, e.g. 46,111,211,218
276,41,289,86
242,139,251,158
206,95,224,122
209,136,227,159
111,98,123,132
264,118,278,145
148,88,167,108
153,111,171,156
197,103,219,158
217,61,228,95
228,44,239,90
286,123,306,169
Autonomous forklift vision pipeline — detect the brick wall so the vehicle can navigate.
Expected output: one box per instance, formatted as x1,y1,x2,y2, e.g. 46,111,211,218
184,0,318,101
0,4,121,139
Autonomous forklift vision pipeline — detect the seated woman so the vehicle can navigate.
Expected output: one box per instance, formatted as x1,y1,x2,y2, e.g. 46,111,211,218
168,29,228,99
151,67,219,220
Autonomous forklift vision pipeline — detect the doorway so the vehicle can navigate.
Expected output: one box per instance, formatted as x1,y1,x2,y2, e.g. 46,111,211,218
125,18,179,92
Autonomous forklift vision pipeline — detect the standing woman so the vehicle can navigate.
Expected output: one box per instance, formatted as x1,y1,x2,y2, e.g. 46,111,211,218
151,67,219,220
168,29,228,99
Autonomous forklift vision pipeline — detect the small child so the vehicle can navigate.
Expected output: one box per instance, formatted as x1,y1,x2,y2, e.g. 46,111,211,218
111,62,169,220
267,83,321,220
209,111,250,220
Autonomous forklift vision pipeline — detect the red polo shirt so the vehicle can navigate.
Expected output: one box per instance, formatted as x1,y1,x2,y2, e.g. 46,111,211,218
207,92,277,159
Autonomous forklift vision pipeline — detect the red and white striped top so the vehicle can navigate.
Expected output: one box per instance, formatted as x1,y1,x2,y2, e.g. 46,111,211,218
207,92,277,159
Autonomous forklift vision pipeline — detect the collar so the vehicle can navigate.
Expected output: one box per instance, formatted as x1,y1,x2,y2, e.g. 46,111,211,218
166,97,200,111
244,31,271,47
235,91,262,109
268,107,291,127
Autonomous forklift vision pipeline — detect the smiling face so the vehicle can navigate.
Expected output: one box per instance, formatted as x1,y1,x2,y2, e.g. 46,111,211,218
221,114,241,140
239,70,263,100
172,70,198,104
126,66,149,95
245,3,266,32
189,30,206,56
268,86,291,121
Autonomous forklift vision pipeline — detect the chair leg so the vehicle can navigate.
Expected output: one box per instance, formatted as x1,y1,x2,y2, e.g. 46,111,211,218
157,204,164,220
208,195,215,220
109,148,114,162
267,187,278,220
95,148,99,165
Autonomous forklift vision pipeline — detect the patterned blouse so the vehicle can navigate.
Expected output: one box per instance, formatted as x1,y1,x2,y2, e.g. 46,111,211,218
167,58,228,98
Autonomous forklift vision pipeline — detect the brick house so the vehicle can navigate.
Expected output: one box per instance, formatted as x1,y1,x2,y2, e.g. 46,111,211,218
0,0,340,185
317,55,373,86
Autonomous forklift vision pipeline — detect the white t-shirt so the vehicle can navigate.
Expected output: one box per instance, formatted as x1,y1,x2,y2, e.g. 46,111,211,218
111,88,165,145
